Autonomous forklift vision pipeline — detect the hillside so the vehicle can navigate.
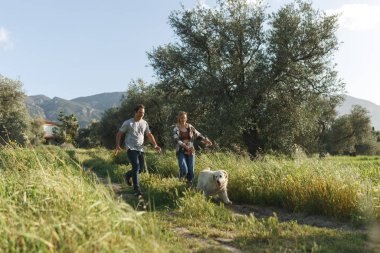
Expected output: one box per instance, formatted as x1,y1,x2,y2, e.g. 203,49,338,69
71,92,124,111
25,92,380,130
25,92,124,127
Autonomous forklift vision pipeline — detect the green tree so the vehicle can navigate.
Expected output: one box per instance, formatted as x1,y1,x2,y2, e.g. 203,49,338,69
148,0,343,156
29,117,45,146
75,121,102,148
97,80,171,149
327,105,378,155
53,111,79,145
0,75,31,146
373,128,380,143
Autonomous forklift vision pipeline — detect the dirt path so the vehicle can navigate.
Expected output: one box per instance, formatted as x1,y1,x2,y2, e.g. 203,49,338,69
172,226,243,253
101,180,365,252
100,179,149,210
99,176,360,231
227,203,361,231
103,180,243,252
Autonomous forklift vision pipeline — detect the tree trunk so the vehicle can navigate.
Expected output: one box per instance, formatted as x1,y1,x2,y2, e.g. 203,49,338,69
243,127,262,158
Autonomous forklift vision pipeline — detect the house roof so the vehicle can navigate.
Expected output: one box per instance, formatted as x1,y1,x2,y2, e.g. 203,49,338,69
42,119,57,126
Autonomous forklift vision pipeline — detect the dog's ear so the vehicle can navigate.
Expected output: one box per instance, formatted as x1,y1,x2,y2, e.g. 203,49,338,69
221,170,228,179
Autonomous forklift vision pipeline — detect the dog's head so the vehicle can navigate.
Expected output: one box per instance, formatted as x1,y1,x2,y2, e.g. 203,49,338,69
213,170,228,188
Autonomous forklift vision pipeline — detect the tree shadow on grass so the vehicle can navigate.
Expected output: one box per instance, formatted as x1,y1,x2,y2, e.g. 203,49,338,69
73,152,186,211
65,149,127,182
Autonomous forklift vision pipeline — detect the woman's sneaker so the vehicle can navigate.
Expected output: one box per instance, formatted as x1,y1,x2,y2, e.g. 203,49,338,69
186,180,193,187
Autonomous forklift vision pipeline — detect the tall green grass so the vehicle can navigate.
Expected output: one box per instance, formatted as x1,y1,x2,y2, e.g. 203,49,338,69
168,189,371,252
75,148,380,222
1,146,379,252
0,146,171,252
145,151,380,222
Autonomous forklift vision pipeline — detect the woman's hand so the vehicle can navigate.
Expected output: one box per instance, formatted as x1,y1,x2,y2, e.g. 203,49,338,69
183,144,194,155
183,144,191,152
203,138,212,146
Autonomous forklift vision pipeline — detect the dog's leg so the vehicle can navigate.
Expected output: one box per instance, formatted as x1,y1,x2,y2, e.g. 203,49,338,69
203,191,212,201
219,191,232,204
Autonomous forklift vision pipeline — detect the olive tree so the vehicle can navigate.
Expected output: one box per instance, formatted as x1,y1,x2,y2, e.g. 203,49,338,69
148,0,344,156
327,105,379,155
0,75,31,146
97,79,171,149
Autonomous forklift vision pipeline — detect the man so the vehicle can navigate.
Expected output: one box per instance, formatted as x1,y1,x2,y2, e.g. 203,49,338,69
115,104,161,197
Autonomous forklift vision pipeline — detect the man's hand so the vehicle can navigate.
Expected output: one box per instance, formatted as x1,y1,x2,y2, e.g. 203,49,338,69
154,145,162,153
114,146,123,157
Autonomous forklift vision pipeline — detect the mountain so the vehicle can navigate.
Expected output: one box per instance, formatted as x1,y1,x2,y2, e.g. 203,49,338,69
336,95,380,130
25,92,380,130
71,92,125,111
25,92,124,127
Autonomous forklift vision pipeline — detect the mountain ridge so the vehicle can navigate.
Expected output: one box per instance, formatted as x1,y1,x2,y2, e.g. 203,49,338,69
25,92,125,127
25,93,380,130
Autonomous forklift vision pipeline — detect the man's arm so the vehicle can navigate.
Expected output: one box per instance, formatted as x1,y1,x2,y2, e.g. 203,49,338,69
115,131,124,151
147,132,161,153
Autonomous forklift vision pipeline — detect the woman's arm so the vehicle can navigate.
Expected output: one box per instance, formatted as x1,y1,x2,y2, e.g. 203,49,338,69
190,125,212,146
173,126,186,147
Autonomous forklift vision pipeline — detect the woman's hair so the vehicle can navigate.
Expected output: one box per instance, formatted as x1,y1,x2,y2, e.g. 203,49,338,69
177,111,187,123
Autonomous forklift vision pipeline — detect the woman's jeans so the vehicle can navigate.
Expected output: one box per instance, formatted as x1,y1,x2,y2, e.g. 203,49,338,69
125,149,145,191
177,150,195,183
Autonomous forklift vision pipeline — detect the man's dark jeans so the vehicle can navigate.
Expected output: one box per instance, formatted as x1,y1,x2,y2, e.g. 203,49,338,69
125,149,145,192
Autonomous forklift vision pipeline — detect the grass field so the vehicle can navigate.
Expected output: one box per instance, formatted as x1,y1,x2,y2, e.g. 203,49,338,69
1,145,380,252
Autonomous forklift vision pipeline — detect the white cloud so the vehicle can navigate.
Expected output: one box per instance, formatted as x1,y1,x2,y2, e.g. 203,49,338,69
246,0,260,5
196,0,210,9
0,27,13,49
0,27,9,42
327,4,380,31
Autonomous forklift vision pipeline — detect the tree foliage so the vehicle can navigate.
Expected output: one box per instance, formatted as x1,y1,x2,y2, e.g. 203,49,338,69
53,111,79,144
29,117,45,146
97,80,171,149
0,75,31,146
327,105,379,155
75,121,102,148
148,0,344,155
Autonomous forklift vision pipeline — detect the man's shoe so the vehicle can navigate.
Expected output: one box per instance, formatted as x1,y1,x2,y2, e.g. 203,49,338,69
134,190,143,198
124,174,132,186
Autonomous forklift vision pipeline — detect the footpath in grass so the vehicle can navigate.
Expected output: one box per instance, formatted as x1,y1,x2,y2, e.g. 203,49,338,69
82,147,380,253
103,177,377,253
71,147,380,252
3,147,375,252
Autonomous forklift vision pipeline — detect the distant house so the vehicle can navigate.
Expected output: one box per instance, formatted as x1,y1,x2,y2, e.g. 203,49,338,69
42,120,58,144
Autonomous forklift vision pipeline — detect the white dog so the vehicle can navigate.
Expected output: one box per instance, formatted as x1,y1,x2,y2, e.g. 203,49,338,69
196,168,232,204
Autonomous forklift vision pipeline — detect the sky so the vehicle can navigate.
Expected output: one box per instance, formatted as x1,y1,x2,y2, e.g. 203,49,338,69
1,0,379,104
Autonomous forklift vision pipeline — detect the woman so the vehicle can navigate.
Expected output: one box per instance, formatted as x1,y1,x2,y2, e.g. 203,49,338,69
173,111,212,184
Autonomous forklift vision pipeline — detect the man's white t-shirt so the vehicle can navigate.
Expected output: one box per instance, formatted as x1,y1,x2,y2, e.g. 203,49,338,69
119,118,151,152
